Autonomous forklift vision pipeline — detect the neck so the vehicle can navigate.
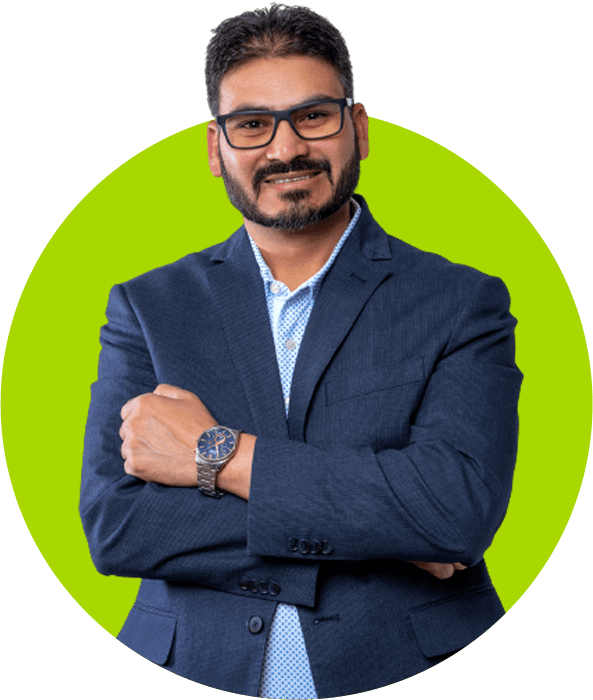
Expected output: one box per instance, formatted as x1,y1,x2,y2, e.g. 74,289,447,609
245,201,353,291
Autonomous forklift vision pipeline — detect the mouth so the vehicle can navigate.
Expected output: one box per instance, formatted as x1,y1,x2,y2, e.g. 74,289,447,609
263,171,322,187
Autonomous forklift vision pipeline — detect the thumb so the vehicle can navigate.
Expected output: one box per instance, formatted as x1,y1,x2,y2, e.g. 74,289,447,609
153,384,195,400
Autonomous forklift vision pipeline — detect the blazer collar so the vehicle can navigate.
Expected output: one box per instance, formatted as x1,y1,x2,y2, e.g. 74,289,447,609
206,194,392,441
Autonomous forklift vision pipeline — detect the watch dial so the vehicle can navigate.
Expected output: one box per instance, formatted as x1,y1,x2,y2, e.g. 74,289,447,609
198,427,236,462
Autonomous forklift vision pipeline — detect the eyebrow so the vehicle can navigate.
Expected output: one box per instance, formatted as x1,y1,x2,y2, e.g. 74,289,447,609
228,93,341,114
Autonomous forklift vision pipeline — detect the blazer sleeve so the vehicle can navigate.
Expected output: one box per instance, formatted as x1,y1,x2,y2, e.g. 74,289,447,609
247,275,523,567
79,283,317,604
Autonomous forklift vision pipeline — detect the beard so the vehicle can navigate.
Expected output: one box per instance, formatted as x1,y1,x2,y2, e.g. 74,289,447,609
218,136,361,230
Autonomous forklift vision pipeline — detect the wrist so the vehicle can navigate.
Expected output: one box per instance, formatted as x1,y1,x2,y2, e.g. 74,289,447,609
217,433,256,500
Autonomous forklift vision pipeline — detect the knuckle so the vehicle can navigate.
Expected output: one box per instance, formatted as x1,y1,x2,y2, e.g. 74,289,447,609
135,394,150,408
124,455,142,477
127,393,154,414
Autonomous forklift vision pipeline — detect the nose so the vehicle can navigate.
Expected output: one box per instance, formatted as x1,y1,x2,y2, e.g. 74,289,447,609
265,118,310,162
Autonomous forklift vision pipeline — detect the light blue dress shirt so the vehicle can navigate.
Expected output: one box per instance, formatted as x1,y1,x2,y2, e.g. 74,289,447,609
248,200,362,699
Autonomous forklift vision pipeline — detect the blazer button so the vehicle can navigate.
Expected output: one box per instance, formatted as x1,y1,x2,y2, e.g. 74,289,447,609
249,580,259,593
239,577,251,590
309,539,321,554
298,539,311,554
258,580,269,594
321,541,334,555
269,581,281,596
286,537,299,551
247,616,264,634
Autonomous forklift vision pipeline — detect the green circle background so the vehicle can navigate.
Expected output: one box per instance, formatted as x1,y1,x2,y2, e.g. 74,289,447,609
2,118,591,637
0,0,593,700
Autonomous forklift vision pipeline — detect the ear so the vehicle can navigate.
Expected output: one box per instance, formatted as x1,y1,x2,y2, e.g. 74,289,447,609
207,121,223,177
352,103,369,161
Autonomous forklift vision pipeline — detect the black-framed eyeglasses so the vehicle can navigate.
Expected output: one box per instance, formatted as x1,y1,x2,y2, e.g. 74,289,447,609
216,97,353,149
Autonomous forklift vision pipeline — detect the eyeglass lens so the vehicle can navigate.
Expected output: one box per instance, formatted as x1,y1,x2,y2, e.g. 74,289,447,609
225,101,343,148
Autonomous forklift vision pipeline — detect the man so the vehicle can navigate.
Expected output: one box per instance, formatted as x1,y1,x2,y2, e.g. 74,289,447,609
80,4,522,698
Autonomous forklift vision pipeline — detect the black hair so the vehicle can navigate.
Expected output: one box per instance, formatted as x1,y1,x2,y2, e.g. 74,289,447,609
205,3,354,116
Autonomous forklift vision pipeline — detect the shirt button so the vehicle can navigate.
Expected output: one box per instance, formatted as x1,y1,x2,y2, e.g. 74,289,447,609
270,282,280,294
285,397,290,406
284,339,297,351
247,616,264,634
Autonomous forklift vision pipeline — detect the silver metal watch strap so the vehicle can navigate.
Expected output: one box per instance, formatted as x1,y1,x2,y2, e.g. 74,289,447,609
196,461,223,498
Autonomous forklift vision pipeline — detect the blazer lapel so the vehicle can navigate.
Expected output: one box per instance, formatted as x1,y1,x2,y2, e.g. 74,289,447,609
287,199,393,441
206,229,288,439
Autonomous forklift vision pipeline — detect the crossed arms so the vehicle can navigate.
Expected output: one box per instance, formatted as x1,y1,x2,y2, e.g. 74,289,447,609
118,382,466,579
80,273,522,596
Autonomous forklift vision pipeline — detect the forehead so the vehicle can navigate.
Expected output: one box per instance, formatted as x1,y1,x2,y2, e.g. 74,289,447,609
218,55,345,114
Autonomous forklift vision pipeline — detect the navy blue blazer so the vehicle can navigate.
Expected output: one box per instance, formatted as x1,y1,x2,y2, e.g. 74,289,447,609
80,194,523,697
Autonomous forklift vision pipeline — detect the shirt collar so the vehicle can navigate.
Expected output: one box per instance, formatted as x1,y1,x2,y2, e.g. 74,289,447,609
248,198,362,298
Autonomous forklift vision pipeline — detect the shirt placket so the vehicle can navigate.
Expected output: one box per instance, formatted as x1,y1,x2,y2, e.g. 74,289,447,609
276,292,305,416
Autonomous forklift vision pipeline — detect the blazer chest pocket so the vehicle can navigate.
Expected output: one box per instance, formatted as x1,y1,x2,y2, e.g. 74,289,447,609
325,357,425,406
325,357,426,406
117,602,177,666
322,358,426,450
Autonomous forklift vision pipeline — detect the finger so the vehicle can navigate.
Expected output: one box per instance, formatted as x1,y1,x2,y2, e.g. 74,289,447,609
153,384,194,400
452,563,467,570
431,564,454,579
120,394,145,419
409,561,454,579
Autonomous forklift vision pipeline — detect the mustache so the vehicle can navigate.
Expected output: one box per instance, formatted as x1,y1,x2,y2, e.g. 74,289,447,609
253,158,331,190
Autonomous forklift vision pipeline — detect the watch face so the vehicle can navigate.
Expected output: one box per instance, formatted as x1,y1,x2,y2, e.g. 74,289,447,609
198,427,237,463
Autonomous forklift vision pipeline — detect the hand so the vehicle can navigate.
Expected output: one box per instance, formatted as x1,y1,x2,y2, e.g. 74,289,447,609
408,561,467,579
120,384,216,487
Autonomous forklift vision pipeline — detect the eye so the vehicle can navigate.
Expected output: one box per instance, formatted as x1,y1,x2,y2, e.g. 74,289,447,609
303,110,329,121
237,119,266,130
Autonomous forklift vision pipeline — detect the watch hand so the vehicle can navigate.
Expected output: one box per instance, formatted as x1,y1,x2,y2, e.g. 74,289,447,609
215,433,226,459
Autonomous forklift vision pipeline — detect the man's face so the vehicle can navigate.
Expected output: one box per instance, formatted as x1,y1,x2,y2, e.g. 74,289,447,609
208,55,369,230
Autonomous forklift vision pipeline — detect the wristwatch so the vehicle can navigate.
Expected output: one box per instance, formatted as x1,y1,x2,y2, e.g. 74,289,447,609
195,425,242,497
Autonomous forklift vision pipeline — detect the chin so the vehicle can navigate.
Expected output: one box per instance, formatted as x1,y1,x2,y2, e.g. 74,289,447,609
249,189,329,229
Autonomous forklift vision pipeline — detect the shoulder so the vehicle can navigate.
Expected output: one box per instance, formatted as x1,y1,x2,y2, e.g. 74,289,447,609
101,236,237,324
356,196,504,302
384,233,508,304
111,237,235,310
127,241,224,287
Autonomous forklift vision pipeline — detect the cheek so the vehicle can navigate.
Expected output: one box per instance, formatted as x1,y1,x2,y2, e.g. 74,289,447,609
321,135,355,172
221,148,259,183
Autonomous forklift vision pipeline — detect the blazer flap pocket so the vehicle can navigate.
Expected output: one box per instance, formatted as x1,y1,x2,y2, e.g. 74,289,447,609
326,358,425,406
118,603,177,665
409,587,504,658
